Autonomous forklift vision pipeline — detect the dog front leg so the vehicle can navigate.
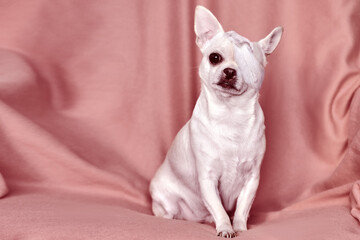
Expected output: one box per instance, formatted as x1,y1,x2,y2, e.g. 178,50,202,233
232,175,260,233
199,178,235,238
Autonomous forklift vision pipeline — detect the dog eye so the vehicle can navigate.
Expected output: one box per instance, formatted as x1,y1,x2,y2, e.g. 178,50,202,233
209,53,223,65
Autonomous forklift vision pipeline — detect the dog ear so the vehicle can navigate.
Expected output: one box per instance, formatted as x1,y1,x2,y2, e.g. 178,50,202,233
194,6,224,51
258,26,283,55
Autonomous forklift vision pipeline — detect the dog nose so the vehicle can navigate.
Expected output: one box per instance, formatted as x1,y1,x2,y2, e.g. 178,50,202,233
223,68,236,80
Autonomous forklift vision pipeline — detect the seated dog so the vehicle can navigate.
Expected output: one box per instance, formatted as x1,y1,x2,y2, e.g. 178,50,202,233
150,6,283,238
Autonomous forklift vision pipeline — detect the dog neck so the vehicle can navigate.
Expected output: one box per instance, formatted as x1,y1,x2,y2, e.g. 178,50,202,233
194,84,261,125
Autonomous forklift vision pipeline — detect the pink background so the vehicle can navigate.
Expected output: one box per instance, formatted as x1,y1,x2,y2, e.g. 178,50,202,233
0,0,359,239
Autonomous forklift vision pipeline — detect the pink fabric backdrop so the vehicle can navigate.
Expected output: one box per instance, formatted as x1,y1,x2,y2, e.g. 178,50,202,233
0,0,359,239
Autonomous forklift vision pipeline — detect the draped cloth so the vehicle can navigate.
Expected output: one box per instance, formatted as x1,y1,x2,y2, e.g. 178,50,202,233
0,0,359,239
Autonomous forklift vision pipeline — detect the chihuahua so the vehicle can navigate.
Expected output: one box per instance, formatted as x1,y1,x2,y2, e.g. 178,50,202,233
150,6,283,238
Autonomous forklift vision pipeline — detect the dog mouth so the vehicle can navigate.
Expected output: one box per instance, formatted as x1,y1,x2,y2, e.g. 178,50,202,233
214,79,247,96
217,81,238,90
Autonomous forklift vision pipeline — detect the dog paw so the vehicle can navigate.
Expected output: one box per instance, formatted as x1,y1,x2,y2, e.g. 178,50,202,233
217,231,236,238
216,224,235,238
233,220,247,233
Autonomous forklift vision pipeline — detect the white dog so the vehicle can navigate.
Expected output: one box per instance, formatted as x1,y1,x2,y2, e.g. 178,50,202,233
150,6,283,238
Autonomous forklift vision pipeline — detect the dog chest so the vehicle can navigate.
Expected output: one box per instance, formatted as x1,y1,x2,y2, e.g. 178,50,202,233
191,95,265,166
192,100,265,211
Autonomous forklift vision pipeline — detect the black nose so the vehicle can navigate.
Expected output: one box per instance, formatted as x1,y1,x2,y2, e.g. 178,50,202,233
223,68,237,80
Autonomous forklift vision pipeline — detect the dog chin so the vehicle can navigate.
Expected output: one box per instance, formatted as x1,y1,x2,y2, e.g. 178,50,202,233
213,83,248,96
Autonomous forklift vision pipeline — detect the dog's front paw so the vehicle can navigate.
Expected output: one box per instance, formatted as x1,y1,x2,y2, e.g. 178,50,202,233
233,220,247,234
216,223,235,238
217,231,236,238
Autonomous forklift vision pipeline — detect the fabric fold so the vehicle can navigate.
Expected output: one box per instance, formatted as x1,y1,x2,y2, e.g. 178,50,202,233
350,181,360,222
348,89,360,222
0,173,8,198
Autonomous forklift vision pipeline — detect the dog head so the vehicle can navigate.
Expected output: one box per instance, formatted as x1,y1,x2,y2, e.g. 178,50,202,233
194,6,283,97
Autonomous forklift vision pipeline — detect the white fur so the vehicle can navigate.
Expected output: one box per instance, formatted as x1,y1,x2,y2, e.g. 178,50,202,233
150,6,283,238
